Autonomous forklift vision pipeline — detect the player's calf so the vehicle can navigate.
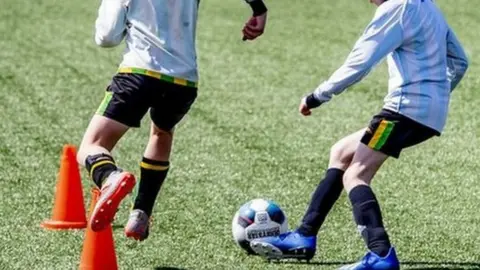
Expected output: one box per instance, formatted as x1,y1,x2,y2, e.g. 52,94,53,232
343,143,391,257
126,123,174,240
127,158,169,240
296,129,365,237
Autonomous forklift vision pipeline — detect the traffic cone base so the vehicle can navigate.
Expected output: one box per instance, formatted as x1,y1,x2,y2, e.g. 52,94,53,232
79,224,118,270
42,144,87,230
41,220,87,230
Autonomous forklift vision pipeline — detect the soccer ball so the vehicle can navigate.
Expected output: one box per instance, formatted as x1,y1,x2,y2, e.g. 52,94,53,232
232,198,288,254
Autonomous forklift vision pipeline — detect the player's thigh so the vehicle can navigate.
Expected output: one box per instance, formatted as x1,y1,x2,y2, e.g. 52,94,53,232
79,115,129,152
329,128,366,169
96,73,151,128
149,82,198,132
343,143,389,192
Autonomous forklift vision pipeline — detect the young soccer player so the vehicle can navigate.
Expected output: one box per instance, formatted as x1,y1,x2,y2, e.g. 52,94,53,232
250,0,468,269
77,0,268,241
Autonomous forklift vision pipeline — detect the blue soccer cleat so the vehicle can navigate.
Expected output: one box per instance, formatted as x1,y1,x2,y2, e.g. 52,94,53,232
249,230,316,261
339,247,400,270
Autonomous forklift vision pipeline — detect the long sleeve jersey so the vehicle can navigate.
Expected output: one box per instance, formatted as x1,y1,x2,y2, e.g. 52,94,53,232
95,0,201,85
312,0,468,132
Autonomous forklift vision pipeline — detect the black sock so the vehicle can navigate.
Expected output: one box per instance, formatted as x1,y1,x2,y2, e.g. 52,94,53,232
133,157,170,217
297,168,344,236
85,153,117,188
349,185,391,257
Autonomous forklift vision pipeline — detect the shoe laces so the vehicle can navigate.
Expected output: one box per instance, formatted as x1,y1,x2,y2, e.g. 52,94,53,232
278,231,295,241
362,252,378,265
130,210,152,229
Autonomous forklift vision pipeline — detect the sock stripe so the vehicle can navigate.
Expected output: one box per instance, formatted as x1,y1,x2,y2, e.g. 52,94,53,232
142,157,169,165
355,199,377,208
89,160,115,176
140,161,169,171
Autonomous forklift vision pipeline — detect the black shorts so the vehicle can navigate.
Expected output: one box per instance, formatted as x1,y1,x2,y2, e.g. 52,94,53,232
360,109,440,158
96,73,197,130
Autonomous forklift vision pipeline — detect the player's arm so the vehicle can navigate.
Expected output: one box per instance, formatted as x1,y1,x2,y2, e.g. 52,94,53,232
242,0,268,41
446,28,469,92
302,4,404,111
94,0,128,48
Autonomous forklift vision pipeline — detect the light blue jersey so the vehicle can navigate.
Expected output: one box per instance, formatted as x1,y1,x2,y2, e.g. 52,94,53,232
95,0,200,84
312,0,469,132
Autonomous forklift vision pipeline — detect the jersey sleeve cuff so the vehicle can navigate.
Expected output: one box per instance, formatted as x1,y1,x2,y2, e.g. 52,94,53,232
245,0,267,16
305,94,323,109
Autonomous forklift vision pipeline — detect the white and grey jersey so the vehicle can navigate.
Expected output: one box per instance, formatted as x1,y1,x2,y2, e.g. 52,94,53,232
95,0,201,84
312,0,469,132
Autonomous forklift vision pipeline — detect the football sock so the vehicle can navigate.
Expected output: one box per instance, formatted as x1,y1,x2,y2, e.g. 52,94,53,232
297,168,344,236
133,157,170,217
349,185,391,257
85,153,117,189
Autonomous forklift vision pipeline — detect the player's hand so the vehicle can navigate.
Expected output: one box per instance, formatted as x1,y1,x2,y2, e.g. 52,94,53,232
299,97,312,116
242,12,267,41
299,94,323,116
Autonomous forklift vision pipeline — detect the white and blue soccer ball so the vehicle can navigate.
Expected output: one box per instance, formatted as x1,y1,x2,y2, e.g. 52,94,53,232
232,198,288,254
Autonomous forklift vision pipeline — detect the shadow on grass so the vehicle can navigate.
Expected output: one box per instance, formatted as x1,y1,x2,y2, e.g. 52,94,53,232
271,260,480,269
402,261,480,270
154,267,188,270
111,224,124,230
269,260,355,266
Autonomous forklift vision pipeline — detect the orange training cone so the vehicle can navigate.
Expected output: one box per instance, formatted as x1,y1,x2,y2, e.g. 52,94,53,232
41,144,87,230
80,189,118,270
87,188,100,220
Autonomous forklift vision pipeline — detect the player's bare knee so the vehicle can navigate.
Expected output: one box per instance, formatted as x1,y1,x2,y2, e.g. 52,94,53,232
329,140,353,170
151,126,173,140
342,163,372,188
329,141,345,162
343,166,359,183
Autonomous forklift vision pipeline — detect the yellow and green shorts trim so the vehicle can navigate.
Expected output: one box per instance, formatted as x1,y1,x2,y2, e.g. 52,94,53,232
118,67,198,88
368,120,395,150
96,91,113,115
